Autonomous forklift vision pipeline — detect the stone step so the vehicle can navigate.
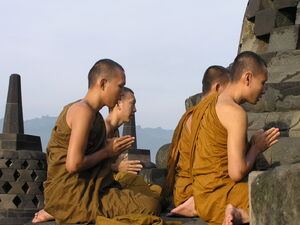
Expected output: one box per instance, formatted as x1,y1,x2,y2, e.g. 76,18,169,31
249,163,300,225
255,137,300,170
247,111,300,137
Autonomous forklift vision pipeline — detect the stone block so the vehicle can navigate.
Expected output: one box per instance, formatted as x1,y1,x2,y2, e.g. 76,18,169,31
140,168,167,188
0,169,17,182
239,33,270,54
0,194,18,208
274,0,298,9
0,133,42,151
254,8,276,36
249,163,300,225
127,149,150,162
268,25,300,52
242,82,300,112
185,93,202,110
247,111,300,137
256,137,300,168
245,0,262,19
296,2,300,24
32,170,47,182
156,143,171,168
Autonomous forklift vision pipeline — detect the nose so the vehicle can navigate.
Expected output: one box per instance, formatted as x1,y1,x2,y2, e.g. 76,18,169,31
262,84,267,94
133,106,137,113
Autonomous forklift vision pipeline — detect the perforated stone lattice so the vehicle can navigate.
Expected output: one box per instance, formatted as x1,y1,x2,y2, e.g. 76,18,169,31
0,157,47,209
239,0,300,54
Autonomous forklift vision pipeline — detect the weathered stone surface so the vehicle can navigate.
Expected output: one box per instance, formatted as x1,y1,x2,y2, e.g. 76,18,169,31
254,8,276,36
247,111,300,137
274,0,299,9
185,93,202,110
256,137,300,169
245,0,262,19
122,114,137,149
2,74,24,134
268,25,300,52
296,2,300,24
249,163,300,225
140,168,167,188
156,143,171,168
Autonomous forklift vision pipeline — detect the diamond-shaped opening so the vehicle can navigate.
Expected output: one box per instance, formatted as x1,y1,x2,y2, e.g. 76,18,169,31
5,159,13,167
22,183,29,193
39,183,44,192
31,171,37,181
2,182,12,193
257,33,270,44
13,170,20,181
12,196,21,207
21,160,29,169
32,196,39,207
0,169,2,178
276,7,297,27
37,160,43,169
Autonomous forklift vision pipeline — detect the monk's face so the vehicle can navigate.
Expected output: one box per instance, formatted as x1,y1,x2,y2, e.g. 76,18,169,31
246,69,267,104
118,91,136,122
104,70,126,108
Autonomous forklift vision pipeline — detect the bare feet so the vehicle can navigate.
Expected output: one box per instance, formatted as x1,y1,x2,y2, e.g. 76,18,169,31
32,209,54,223
222,204,249,225
168,196,198,217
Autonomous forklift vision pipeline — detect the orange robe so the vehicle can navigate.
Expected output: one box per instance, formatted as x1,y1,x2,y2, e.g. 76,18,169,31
44,102,162,225
190,93,248,225
163,105,194,206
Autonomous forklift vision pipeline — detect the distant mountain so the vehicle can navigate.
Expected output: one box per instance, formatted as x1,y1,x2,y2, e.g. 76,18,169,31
0,116,174,162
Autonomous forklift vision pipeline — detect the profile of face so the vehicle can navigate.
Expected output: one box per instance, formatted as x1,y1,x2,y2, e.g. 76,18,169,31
104,70,126,108
246,69,267,104
118,91,136,123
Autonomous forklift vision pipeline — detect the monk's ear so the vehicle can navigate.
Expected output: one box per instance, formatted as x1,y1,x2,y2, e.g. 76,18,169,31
244,71,252,86
98,77,107,90
215,83,221,92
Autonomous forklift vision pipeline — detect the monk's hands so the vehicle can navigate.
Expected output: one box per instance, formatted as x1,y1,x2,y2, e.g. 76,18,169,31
250,127,280,153
105,136,135,158
112,153,143,174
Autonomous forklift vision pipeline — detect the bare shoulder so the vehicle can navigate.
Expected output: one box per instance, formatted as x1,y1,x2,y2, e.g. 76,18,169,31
216,96,247,129
66,101,95,128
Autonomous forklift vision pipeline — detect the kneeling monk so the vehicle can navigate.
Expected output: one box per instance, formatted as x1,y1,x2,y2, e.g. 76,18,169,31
33,59,161,224
163,65,230,212
189,52,280,224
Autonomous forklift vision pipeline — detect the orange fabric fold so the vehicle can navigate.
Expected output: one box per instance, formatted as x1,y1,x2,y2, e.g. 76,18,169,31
190,93,248,225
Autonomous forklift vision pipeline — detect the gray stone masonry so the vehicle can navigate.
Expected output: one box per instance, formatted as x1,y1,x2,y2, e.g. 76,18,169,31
268,25,300,52
249,163,300,225
0,74,47,225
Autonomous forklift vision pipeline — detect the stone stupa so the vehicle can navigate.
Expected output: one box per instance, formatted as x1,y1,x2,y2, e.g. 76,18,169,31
0,74,47,225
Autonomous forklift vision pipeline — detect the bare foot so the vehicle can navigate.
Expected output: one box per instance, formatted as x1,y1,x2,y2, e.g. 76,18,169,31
222,204,249,225
168,196,198,217
32,209,54,223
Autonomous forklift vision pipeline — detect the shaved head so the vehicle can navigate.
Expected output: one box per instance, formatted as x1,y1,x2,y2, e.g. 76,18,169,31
202,65,230,95
120,87,134,100
230,51,267,82
88,59,124,88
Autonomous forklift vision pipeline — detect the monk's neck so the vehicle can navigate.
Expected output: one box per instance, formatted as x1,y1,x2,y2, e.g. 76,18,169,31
223,83,245,105
105,112,123,130
82,90,105,112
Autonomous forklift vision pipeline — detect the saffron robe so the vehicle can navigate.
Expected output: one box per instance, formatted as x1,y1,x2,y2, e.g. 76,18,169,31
190,93,248,225
163,106,194,206
44,102,161,224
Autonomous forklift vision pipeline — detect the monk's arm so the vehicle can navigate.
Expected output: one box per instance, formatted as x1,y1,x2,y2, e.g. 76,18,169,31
65,105,134,174
219,105,279,182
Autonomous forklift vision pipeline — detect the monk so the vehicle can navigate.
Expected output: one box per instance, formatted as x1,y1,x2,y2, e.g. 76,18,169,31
32,59,162,224
163,66,230,213
105,87,143,175
171,51,280,225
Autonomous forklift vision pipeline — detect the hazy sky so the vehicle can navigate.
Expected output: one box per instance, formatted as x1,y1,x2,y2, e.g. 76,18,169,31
0,1,248,130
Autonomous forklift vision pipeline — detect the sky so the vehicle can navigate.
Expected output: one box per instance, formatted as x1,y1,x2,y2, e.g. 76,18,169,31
0,1,248,130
